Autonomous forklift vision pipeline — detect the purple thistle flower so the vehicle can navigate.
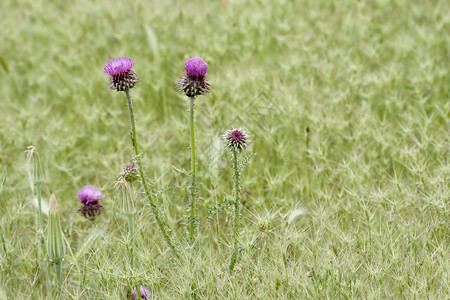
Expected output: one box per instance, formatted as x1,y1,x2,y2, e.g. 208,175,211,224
185,57,208,80
104,57,140,92
223,128,250,153
177,56,210,98
76,185,104,219
120,164,139,183
130,286,152,299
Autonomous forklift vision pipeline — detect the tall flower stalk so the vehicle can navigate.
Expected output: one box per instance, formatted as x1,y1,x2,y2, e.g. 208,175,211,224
26,146,51,294
223,128,253,271
105,57,177,256
177,57,210,244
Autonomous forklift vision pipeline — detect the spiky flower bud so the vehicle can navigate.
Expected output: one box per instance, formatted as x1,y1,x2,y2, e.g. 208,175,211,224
104,57,140,92
223,128,250,153
120,164,139,183
47,194,66,263
177,57,210,98
77,185,104,219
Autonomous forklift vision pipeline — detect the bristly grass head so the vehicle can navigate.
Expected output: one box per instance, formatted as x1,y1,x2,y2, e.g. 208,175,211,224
104,57,140,92
76,185,104,219
223,128,251,153
177,56,210,98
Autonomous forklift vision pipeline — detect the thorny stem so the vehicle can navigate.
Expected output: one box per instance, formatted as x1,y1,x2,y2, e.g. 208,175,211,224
189,97,196,179
125,89,178,257
188,97,198,245
230,148,241,271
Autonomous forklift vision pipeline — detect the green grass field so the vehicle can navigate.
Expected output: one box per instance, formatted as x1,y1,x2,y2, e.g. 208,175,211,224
1,0,449,298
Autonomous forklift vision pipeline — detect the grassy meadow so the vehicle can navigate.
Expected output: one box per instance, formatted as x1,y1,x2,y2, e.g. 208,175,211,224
0,0,449,298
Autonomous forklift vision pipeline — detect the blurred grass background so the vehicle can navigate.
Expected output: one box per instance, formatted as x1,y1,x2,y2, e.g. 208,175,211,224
0,0,449,298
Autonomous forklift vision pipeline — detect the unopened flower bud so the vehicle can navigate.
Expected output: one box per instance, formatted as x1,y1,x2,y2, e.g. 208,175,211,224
47,194,66,263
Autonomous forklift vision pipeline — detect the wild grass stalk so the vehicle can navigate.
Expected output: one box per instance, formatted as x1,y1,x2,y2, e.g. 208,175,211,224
26,146,51,294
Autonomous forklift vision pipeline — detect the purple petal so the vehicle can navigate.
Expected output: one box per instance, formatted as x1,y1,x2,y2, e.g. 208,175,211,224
104,57,135,75
77,185,102,205
184,57,208,79
130,289,138,300
140,286,152,299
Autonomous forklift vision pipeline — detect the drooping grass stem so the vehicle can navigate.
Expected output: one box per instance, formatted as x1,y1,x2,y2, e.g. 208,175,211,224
124,89,178,257
188,97,198,245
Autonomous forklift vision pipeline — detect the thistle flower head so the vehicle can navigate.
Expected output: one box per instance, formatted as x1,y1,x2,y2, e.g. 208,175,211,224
177,56,210,98
223,128,250,153
185,57,208,80
77,185,104,219
120,164,139,183
104,57,140,92
130,286,152,299
77,185,102,205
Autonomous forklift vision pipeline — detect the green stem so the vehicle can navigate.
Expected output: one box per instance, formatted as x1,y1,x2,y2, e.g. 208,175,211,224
230,149,241,271
189,97,196,178
188,97,197,245
127,214,135,266
34,174,51,294
35,181,43,230
51,260,63,299
125,89,178,257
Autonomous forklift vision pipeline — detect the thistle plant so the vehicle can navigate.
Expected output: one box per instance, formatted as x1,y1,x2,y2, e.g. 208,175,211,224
177,57,210,245
105,57,177,256
223,128,254,271
47,194,66,290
